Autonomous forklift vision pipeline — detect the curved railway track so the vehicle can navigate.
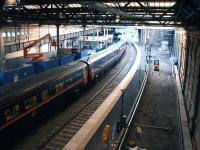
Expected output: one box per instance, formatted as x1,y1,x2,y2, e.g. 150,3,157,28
12,43,136,150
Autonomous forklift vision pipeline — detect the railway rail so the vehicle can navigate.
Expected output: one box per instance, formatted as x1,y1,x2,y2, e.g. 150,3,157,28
38,43,135,150
11,42,136,150
0,41,126,149
64,42,142,149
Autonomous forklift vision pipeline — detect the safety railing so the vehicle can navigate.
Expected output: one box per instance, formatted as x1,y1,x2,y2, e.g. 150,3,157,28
63,41,148,150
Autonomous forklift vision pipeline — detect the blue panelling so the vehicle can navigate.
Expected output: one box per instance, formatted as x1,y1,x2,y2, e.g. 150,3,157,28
4,46,10,53
0,72,3,85
32,62,43,73
32,58,59,73
45,59,59,70
81,50,88,58
2,70,15,85
73,52,81,60
10,45,17,52
19,65,34,79
16,44,20,50
58,55,74,65
0,64,34,86
73,50,93,60
5,57,25,71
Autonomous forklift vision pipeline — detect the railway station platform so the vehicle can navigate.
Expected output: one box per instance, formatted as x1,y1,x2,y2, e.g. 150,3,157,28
1,41,192,150
122,47,188,149
63,43,192,150
1,0,200,149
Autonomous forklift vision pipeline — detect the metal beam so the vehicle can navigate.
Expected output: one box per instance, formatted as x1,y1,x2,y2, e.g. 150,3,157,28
175,0,187,21
2,13,175,22
20,0,176,5
137,1,157,20
0,0,6,10
1,0,195,27
79,2,133,19
3,7,175,13
0,20,182,27
159,3,177,20
185,2,200,20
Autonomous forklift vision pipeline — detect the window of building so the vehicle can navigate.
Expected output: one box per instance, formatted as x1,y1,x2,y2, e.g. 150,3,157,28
7,32,11,37
12,32,15,37
2,32,6,37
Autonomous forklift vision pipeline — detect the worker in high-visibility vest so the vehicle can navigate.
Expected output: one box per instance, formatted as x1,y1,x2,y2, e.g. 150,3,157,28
102,124,111,144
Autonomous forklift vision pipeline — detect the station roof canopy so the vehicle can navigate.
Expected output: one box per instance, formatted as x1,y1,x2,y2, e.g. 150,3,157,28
0,0,200,27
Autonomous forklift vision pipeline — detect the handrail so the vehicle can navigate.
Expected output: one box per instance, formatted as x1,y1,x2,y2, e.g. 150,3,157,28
117,60,149,150
63,41,142,150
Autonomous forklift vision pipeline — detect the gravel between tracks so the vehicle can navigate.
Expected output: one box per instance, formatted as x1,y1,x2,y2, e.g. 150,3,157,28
11,43,136,150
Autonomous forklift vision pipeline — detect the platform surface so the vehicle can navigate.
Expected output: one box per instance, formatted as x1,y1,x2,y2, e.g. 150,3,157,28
123,48,180,150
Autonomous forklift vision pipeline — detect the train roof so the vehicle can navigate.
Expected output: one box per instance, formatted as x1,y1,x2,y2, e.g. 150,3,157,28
0,60,86,104
84,41,126,63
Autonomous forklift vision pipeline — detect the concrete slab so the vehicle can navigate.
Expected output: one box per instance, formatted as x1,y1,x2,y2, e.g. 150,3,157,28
123,47,180,149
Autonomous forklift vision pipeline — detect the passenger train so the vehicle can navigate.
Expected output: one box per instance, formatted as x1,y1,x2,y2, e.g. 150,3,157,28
0,41,127,148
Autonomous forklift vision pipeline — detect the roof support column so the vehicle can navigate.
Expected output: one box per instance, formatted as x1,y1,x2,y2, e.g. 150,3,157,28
146,28,150,45
97,28,99,49
144,28,148,50
103,27,106,48
56,24,60,55
104,27,106,37
0,28,5,71
106,28,109,47
82,25,86,49
106,28,108,36
138,29,142,45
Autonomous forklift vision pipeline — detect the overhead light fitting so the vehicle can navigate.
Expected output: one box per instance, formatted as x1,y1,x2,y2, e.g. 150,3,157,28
115,15,120,23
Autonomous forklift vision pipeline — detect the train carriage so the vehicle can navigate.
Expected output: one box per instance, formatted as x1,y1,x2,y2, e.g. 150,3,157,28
0,41,127,148
0,61,88,147
85,41,127,82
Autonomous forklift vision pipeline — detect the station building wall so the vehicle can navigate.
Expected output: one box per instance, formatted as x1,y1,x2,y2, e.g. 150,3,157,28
176,28,200,149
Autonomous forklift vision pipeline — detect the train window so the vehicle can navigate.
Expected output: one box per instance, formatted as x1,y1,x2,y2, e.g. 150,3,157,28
36,93,42,102
102,57,105,62
106,55,110,61
48,86,56,96
42,90,48,100
102,58,105,63
25,96,37,110
75,71,82,79
66,77,73,84
97,59,100,64
56,83,63,93
100,59,103,65
4,105,20,121
63,81,67,88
